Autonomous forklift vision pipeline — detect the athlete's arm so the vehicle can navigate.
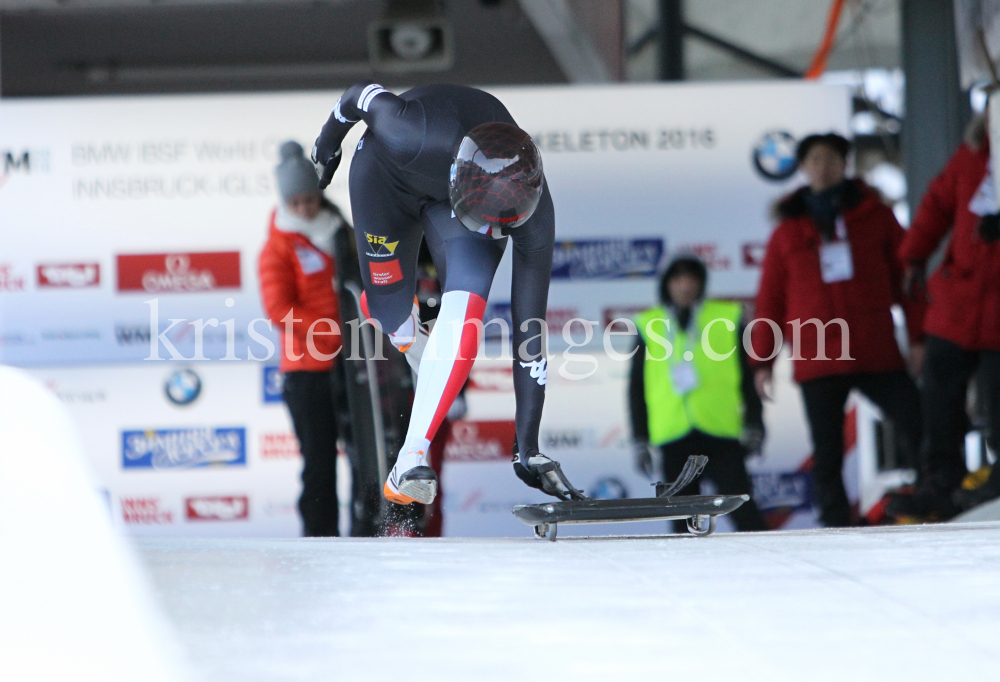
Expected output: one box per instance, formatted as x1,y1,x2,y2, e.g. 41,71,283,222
314,81,424,187
509,189,555,460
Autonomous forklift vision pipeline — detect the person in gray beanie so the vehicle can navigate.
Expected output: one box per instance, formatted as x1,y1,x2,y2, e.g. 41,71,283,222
259,140,351,536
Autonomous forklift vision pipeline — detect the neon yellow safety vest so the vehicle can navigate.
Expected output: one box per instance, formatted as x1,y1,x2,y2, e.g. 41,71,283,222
634,300,744,445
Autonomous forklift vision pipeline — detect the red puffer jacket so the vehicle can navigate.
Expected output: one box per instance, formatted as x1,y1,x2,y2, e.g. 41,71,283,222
899,138,1000,350
751,180,924,383
259,209,342,372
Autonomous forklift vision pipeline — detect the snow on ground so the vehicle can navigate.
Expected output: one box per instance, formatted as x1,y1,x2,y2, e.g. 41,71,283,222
136,522,1000,682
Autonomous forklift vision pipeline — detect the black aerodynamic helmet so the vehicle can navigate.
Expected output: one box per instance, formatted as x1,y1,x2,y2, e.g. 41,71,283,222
449,122,544,236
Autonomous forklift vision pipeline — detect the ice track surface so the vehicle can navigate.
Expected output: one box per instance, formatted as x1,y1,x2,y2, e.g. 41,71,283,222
137,522,1000,682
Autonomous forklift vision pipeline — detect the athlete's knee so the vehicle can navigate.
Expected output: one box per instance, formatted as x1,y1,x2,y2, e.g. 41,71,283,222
361,291,410,334
434,291,487,357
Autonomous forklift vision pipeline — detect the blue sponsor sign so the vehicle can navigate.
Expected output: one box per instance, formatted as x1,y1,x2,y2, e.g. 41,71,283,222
750,471,813,512
122,427,247,470
551,238,664,280
263,366,284,403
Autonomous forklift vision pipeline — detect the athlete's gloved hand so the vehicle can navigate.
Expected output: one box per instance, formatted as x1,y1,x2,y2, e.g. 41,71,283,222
513,457,545,491
512,450,588,501
634,442,654,478
311,141,342,190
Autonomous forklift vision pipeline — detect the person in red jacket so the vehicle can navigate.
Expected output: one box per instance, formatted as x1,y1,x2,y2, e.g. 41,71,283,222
899,114,1000,514
259,140,348,536
751,133,925,527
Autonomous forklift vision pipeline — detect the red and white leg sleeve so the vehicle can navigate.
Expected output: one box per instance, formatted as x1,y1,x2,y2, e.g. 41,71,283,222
400,291,485,455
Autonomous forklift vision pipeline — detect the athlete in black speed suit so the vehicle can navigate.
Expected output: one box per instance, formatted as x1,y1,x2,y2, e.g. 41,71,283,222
313,82,584,506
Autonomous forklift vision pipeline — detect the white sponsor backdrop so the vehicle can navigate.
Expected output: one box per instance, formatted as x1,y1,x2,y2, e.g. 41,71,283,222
2,82,852,536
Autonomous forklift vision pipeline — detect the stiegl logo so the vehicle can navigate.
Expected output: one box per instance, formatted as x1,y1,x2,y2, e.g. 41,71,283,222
185,496,249,521
37,263,101,288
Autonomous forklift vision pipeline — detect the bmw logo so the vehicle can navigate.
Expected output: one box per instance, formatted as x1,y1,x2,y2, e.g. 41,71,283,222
590,477,629,500
752,130,798,181
164,368,202,406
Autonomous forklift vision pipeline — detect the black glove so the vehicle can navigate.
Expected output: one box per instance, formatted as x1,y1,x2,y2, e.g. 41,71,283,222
634,442,654,478
513,459,545,491
511,442,543,490
311,142,342,190
740,425,765,456
979,213,1000,243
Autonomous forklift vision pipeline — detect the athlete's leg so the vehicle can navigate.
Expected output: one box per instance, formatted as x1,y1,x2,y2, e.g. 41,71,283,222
385,201,507,503
348,136,423,339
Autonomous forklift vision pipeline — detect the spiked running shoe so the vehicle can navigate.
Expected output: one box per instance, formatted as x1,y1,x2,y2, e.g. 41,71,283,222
384,465,438,505
383,443,437,505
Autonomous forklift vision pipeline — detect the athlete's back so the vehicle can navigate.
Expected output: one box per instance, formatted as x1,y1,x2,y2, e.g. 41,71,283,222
318,82,516,202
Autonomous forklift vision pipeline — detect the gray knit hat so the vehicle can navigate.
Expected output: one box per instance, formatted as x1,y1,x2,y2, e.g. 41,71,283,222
275,140,320,201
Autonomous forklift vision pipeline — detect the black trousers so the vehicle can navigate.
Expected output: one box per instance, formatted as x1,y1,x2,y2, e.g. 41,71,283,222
283,370,340,537
799,370,921,527
660,430,767,531
923,335,1000,491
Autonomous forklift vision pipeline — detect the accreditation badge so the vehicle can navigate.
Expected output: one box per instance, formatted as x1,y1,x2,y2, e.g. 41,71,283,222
670,361,699,395
819,241,853,283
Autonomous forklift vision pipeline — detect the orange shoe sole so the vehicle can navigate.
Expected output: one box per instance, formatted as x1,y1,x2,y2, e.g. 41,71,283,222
383,480,420,505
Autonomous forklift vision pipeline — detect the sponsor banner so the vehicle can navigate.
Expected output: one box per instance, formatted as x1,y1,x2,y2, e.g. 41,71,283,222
541,427,599,451
467,366,514,392
742,242,768,268
43,379,107,404
550,238,665,280
0,332,33,346
444,420,517,462
116,252,241,293
121,496,174,524
39,329,101,341
121,426,247,470
750,471,813,512
185,495,249,521
263,366,284,403
114,324,151,346
260,431,300,460
603,305,647,331
0,264,26,292
37,263,101,288
1,147,51,176
672,242,732,271
262,498,298,518
482,305,581,339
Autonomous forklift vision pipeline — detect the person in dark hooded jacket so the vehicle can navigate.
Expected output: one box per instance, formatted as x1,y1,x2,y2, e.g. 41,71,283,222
750,133,925,527
629,254,767,532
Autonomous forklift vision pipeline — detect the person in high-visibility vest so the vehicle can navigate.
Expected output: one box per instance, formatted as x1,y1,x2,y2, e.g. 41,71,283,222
629,254,767,531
